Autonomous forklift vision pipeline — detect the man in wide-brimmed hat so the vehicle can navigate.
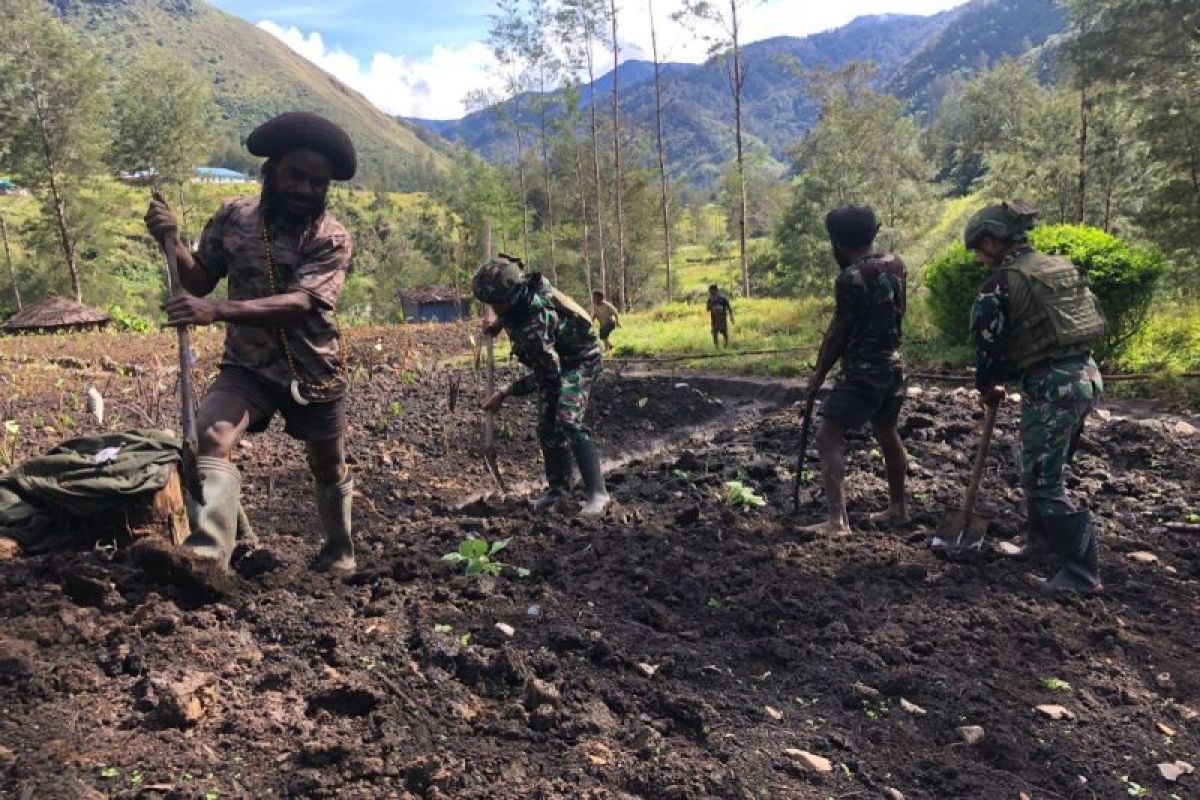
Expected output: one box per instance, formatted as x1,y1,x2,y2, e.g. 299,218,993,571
143,112,359,575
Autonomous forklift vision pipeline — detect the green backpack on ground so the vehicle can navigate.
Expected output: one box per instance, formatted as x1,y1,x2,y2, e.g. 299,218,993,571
1001,250,1109,371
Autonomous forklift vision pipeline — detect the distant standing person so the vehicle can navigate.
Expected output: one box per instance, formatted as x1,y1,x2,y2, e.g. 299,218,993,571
966,200,1106,594
706,284,734,348
803,206,909,536
142,112,359,575
592,290,620,352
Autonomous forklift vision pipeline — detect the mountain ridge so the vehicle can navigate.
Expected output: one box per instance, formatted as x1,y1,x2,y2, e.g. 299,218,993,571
50,0,456,189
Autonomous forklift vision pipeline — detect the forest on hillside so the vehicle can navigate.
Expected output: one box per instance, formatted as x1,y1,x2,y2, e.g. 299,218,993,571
0,0,1197,343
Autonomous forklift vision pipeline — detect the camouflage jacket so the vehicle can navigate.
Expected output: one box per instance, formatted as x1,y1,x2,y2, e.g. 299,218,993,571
969,247,1029,391
194,197,352,394
835,252,907,376
502,282,602,398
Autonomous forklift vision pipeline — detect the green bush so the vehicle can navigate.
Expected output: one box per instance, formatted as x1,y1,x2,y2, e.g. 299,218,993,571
923,224,1169,363
106,305,155,333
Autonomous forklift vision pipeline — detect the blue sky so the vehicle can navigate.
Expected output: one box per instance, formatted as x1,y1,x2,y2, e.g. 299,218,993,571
209,1,968,119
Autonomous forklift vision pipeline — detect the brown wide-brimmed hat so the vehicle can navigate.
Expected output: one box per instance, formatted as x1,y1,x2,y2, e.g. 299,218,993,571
246,112,357,180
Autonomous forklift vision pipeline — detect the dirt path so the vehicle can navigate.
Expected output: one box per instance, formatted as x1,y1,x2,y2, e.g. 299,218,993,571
1,332,1198,799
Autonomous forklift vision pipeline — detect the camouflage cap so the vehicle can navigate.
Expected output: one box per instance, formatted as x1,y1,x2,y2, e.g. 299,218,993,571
472,254,525,304
963,199,1038,250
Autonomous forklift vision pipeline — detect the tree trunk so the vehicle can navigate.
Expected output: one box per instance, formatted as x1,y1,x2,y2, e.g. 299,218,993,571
0,215,20,311
539,64,557,283
31,83,82,302
585,33,608,298
573,137,593,297
730,0,749,298
649,0,673,302
610,0,628,310
515,124,531,264
1077,83,1089,224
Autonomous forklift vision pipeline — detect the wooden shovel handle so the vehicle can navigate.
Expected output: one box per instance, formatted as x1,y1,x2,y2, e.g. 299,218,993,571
960,401,999,519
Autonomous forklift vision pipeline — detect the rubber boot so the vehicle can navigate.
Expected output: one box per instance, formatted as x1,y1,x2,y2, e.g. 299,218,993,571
184,456,242,568
1008,499,1054,560
315,474,356,574
571,439,610,517
1031,510,1102,595
532,445,572,510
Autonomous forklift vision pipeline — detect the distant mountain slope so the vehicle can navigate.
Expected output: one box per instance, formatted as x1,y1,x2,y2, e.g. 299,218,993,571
413,11,956,184
50,0,455,189
412,0,1071,185
887,0,1069,115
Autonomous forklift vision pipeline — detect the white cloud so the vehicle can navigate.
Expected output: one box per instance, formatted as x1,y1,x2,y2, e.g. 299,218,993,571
258,20,497,119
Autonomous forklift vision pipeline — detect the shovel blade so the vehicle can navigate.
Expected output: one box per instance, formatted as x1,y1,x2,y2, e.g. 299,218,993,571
929,510,990,552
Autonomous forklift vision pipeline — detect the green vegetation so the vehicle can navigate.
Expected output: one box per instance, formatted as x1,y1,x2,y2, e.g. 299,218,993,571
924,224,1169,363
724,481,767,510
441,537,528,578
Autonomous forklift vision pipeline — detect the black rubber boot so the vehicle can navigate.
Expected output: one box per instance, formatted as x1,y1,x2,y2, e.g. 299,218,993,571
532,445,572,510
315,474,356,574
571,439,610,517
1030,510,1103,595
1007,499,1054,560
184,456,242,568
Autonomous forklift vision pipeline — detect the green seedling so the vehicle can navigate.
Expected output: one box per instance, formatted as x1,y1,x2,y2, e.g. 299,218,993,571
99,766,120,780
725,481,766,510
442,537,511,576
1120,776,1147,797
707,597,722,609
458,632,472,647
1041,677,1073,693
433,623,453,634
672,469,691,479
868,448,883,462
637,397,649,408
130,771,144,789
1188,513,1200,524
389,401,404,417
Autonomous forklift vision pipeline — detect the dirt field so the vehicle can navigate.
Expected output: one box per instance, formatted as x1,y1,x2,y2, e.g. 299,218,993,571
1,327,1198,799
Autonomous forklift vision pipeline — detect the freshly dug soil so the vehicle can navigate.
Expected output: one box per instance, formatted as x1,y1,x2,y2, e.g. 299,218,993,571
1,329,1198,799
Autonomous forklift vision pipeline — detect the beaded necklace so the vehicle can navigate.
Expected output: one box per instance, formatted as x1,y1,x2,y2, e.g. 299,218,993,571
260,219,346,406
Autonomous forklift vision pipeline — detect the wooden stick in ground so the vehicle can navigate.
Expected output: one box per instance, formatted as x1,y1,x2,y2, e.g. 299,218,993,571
483,333,508,492
159,214,203,503
959,401,999,523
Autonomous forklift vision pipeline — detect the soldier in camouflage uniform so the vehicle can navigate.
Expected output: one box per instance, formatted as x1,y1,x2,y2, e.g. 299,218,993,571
967,200,1106,594
803,206,910,536
143,112,358,575
474,255,610,516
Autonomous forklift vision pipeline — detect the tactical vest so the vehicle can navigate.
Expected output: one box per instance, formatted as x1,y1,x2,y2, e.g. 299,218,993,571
1000,250,1109,372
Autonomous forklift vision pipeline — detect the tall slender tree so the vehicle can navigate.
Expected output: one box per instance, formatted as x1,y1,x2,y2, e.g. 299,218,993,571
609,0,628,309
0,0,107,302
648,0,674,300
0,214,19,311
528,0,559,281
674,0,758,297
484,0,536,263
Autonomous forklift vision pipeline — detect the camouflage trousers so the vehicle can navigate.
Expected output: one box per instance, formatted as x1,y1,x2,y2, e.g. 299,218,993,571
1019,355,1104,518
537,358,602,448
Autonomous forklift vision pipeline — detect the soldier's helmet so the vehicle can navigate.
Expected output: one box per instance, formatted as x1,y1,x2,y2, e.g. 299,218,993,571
472,254,525,305
963,199,1038,250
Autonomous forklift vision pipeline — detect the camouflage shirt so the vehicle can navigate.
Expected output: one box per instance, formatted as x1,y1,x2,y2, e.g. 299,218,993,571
835,252,907,376
194,197,352,395
502,281,602,398
969,246,1029,391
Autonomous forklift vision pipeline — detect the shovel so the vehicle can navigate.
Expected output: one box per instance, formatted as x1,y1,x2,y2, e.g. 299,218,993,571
792,392,817,514
929,400,999,552
482,333,508,493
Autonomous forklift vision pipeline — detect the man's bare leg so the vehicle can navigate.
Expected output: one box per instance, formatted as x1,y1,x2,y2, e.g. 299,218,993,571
868,420,909,526
802,419,851,535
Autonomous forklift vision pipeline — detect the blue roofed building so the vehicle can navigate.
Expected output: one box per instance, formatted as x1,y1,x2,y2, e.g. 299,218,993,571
194,167,251,183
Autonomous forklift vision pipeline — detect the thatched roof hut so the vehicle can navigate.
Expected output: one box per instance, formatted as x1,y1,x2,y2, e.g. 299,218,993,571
1,296,111,334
